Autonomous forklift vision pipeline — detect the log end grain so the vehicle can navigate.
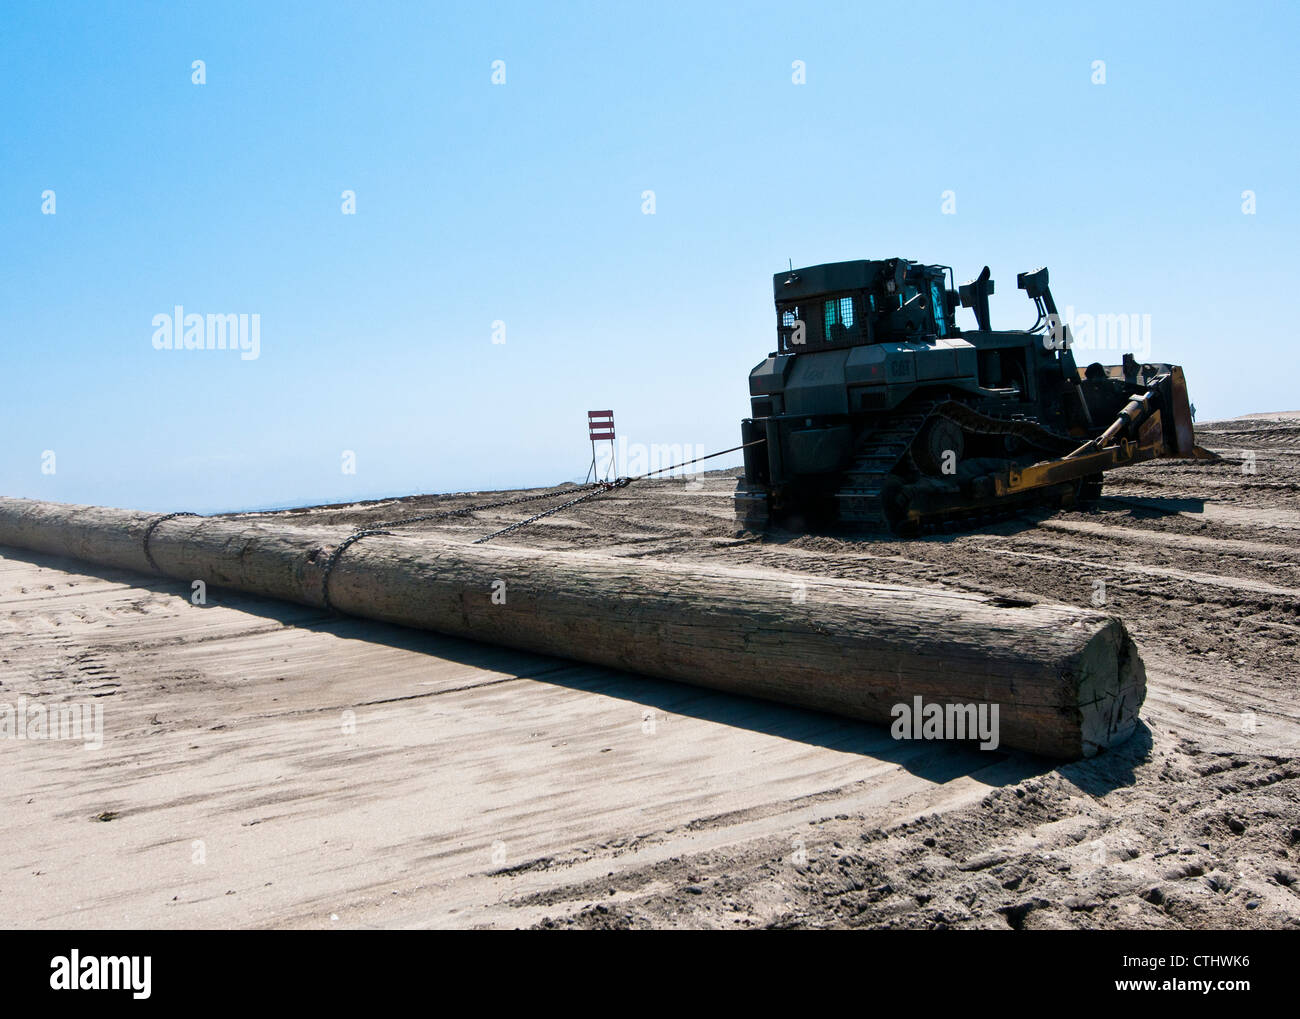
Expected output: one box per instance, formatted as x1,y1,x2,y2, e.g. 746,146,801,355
1075,618,1148,758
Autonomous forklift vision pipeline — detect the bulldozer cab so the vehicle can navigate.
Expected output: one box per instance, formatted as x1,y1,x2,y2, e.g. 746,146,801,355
774,258,955,353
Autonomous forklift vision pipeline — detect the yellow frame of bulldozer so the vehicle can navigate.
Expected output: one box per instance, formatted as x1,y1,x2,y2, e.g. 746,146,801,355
995,412,1166,498
992,367,1211,499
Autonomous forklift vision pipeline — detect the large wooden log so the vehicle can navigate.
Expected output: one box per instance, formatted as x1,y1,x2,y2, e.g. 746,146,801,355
0,497,1145,758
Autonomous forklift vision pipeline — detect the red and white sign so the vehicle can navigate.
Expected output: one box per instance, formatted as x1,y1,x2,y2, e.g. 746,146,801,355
587,410,615,442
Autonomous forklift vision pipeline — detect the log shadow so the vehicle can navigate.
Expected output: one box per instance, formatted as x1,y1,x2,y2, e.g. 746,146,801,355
1,545,1144,794
1057,724,1152,795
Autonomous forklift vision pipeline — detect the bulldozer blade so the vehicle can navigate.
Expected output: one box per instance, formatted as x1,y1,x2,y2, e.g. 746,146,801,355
1168,365,1197,457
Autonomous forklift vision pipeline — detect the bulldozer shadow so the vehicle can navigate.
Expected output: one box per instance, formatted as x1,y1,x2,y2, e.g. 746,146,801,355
1096,494,1207,518
755,492,1207,544
755,508,1055,545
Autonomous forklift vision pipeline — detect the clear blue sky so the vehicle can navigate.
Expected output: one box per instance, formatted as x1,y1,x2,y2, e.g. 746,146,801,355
3,1,1296,513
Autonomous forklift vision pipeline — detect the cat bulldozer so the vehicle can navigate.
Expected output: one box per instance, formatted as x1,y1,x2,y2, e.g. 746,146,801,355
735,258,1212,533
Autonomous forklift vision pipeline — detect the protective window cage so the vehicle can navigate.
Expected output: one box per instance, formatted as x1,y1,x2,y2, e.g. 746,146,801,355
778,304,803,348
822,295,860,345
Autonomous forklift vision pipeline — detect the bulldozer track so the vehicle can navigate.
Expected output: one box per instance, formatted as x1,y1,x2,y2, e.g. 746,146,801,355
830,399,1084,534
833,405,935,528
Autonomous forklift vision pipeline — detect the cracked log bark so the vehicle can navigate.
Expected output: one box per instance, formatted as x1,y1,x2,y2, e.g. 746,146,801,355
0,497,1145,758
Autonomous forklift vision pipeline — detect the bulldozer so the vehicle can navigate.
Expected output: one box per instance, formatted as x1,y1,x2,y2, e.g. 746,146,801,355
735,258,1212,533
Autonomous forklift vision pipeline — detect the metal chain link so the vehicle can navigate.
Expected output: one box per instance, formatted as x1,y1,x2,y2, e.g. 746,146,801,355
625,439,763,482
141,439,766,611
466,439,763,544
142,511,200,573
319,527,393,610
467,439,764,544
372,483,613,530
471,479,629,544
318,481,618,609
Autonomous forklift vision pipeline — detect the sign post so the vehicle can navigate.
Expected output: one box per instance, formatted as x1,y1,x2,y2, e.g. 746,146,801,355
585,410,616,483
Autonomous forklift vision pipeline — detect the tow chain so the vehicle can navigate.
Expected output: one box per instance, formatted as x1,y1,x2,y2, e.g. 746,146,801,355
134,440,764,610
317,481,617,609
471,479,630,544
142,511,199,572
317,438,765,610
